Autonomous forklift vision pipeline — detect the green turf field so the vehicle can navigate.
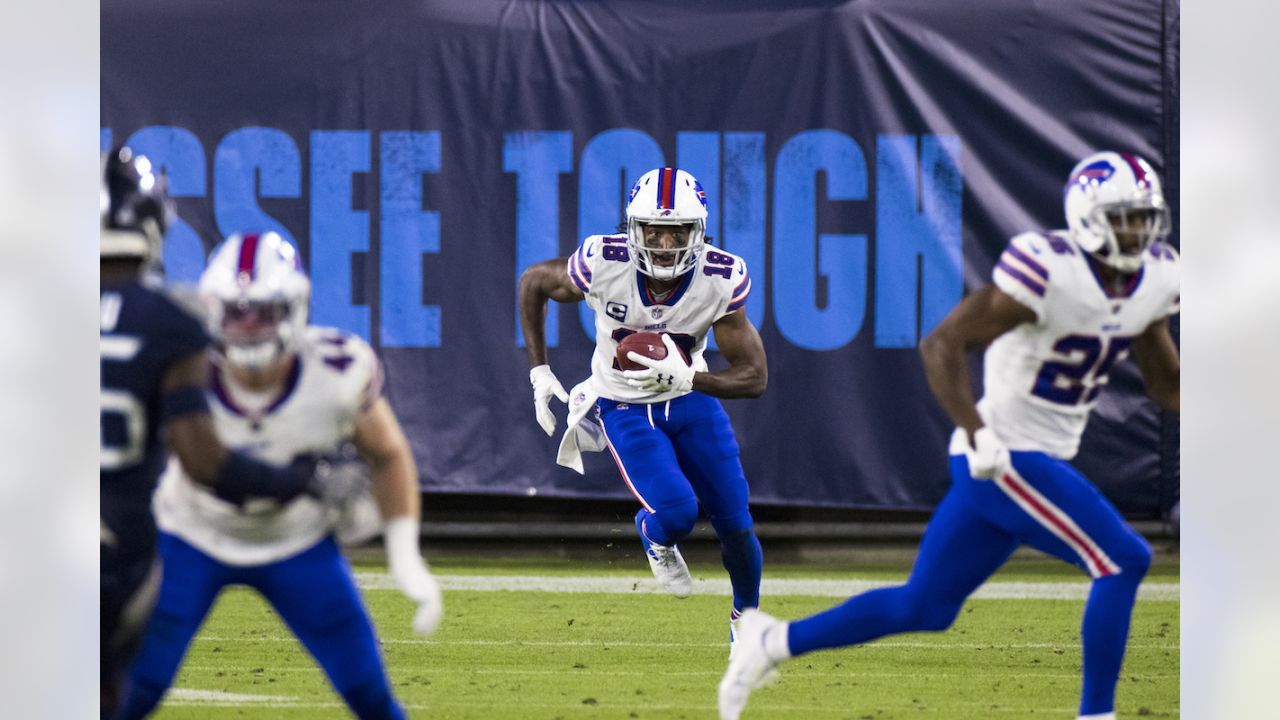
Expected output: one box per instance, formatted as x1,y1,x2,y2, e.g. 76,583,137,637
151,551,1179,719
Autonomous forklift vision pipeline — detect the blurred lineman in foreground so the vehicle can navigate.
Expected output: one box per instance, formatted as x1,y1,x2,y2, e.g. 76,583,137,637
99,149,331,717
116,231,442,719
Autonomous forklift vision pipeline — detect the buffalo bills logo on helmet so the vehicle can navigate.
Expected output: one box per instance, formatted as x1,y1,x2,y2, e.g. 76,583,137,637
628,180,642,202
1065,160,1115,197
693,179,708,208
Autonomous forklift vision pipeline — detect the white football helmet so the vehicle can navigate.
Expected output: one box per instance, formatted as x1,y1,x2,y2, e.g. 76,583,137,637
625,168,708,280
200,232,310,373
1063,151,1171,273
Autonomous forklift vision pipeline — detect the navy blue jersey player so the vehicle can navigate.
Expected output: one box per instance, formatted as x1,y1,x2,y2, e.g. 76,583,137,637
99,148,327,716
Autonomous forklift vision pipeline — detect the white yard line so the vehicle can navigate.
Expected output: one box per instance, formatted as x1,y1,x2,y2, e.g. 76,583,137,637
194,636,1178,651
180,665,1178,680
163,690,1084,714
353,572,1179,601
164,688,301,706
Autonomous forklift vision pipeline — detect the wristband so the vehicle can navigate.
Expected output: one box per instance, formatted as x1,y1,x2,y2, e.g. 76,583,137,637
214,451,310,504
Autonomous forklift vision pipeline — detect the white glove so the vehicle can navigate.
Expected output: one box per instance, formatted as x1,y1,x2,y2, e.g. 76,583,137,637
621,334,695,394
385,517,444,636
530,364,569,436
964,426,1010,480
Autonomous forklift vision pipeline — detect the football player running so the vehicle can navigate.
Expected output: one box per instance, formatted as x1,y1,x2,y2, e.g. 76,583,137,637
519,167,769,652
721,151,1180,720
115,232,442,720
100,149,337,717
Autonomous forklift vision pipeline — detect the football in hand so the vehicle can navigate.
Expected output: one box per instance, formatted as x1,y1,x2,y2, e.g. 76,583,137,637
616,332,670,371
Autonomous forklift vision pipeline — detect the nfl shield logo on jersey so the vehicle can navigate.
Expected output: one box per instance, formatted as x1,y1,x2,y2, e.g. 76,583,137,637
651,307,664,320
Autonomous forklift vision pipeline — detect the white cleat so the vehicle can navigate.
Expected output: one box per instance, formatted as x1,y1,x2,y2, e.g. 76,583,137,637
729,614,739,660
644,541,693,598
729,608,745,660
718,609,786,720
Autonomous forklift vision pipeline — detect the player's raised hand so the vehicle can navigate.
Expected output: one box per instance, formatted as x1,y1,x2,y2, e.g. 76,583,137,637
622,334,694,394
964,427,1010,480
530,364,569,435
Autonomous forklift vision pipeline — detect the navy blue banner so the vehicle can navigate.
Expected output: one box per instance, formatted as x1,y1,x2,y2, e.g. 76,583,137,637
102,0,1179,513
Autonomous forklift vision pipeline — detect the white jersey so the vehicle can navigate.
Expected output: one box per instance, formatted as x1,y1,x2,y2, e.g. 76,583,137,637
980,230,1180,459
155,326,384,566
568,234,751,403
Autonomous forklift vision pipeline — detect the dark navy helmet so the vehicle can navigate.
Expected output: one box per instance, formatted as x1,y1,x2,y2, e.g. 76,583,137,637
100,146,173,261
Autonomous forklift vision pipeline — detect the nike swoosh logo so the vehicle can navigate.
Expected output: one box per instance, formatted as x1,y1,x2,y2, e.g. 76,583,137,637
586,246,594,257
738,265,745,275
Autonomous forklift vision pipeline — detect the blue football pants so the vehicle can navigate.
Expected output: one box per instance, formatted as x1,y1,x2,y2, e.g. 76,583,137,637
598,392,763,611
116,534,404,720
787,450,1153,716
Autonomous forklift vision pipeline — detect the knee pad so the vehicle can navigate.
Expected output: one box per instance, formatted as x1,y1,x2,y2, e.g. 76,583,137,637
1115,535,1153,578
715,525,759,556
649,498,699,543
710,512,754,540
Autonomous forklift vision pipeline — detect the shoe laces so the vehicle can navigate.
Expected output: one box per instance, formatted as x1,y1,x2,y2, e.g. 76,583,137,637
648,542,679,567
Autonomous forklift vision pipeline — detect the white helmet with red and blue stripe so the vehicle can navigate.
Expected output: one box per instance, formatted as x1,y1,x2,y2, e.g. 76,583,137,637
625,167,708,280
200,231,311,372
1063,151,1171,273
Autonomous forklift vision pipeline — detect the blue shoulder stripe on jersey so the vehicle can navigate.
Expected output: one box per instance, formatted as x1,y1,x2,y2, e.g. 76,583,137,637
727,293,749,312
731,272,749,298
1147,242,1176,261
996,260,1046,297
1038,230,1076,254
575,245,594,280
568,253,591,292
729,277,751,308
1004,244,1048,282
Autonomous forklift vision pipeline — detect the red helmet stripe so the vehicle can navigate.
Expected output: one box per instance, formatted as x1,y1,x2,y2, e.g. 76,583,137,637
237,233,261,279
1119,153,1150,187
657,168,675,209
